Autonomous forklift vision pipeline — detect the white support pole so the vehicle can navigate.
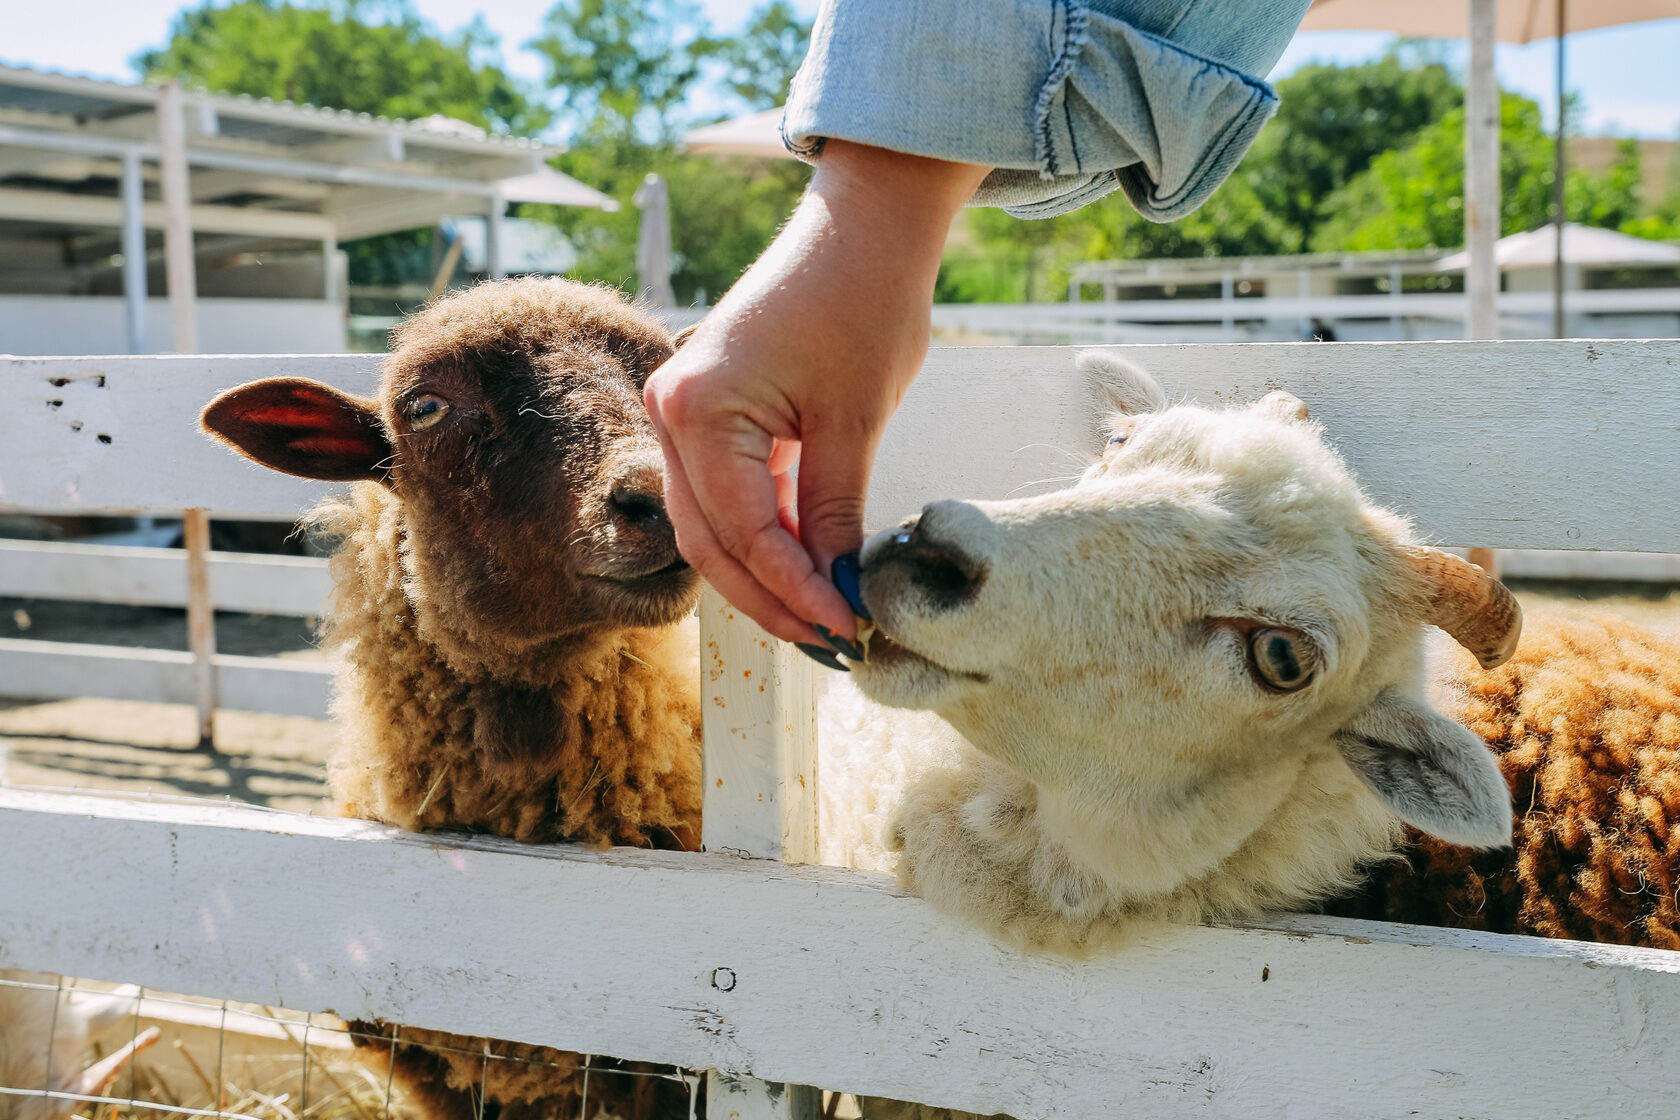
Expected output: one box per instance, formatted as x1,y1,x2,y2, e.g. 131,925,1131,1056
698,588,819,1118
1465,0,1500,342
1552,0,1568,339
486,192,506,279
1465,0,1502,571
1296,267,1310,339
1389,263,1404,336
156,81,198,354
120,151,148,355
1220,269,1235,335
322,233,341,304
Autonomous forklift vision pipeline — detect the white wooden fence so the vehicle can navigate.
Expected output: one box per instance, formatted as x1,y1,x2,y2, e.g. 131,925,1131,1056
3,341,1680,1118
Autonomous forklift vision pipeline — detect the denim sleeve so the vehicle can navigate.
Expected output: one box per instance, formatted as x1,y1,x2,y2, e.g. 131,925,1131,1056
780,0,1312,220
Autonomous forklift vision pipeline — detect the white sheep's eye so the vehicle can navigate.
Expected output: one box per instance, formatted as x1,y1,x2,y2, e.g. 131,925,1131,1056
1249,628,1314,692
407,394,450,430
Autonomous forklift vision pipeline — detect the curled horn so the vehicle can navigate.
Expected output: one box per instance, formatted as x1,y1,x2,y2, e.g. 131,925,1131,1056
1403,546,1523,669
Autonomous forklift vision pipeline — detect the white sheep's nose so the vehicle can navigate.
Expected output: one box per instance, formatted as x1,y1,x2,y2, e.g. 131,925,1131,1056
861,500,996,611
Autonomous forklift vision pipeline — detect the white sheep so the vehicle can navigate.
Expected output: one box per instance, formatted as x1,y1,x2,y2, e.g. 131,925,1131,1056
818,352,1523,954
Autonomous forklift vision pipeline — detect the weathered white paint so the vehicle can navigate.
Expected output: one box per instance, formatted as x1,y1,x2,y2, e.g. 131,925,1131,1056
698,591,818,864
697,589,820,1114
0,540,331,616
8,342,1677,551
0,354,374,516
0,639,331,718
706,1075,819,1120
1,790,1676,1120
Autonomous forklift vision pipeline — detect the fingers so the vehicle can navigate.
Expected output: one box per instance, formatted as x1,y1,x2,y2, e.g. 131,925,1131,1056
647,378,855,644
652,418,817,644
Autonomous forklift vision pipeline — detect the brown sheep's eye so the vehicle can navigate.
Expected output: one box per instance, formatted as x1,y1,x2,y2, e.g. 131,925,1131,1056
407,394,450,430
1249,628,1314,692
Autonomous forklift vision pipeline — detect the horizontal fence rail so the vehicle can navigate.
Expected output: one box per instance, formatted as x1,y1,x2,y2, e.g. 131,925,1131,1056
3,790,1679,1120
6,341,1679,550
0,539,330,615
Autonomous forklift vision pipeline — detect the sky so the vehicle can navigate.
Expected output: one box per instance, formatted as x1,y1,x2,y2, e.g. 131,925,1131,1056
6,0,1680,138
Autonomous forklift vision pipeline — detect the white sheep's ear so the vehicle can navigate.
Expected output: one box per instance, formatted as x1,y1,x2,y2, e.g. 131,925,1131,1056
1079,351,1167,416
1335,689,1512,849
1252,390,1309,422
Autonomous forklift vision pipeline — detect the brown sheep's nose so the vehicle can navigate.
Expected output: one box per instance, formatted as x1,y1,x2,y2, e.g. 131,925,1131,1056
608,461,668,527
864,501,991,611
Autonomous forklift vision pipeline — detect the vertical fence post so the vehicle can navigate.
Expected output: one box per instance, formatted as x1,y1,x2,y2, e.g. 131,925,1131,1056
156,81,198,355
698,588,819,1118
182,509,217,749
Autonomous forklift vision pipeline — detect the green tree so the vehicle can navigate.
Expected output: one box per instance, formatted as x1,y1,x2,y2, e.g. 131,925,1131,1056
136,0,550,136
1310,93,1644,251
714,1,813,110
529,1,811,303
529,0,715,143
1258,52,1463,245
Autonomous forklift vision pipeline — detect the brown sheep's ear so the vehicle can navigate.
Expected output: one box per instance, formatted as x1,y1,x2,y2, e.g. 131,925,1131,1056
201,377,392,483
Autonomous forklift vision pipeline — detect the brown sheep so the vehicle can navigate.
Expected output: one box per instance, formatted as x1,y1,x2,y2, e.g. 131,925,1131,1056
1326,609,1680,950
201,278,704,1120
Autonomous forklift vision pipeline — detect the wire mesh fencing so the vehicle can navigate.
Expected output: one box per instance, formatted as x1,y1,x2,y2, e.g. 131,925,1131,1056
0,973,715,1120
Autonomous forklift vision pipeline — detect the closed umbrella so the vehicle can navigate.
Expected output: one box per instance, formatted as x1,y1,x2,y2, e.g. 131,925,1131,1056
633,173,677,310
1302,0,1680,337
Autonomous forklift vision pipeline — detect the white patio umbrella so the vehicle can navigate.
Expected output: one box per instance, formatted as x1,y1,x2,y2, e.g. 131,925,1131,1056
681,108,793,159
1301,0,1680,337
1434,221,1680,271
633,173,678,309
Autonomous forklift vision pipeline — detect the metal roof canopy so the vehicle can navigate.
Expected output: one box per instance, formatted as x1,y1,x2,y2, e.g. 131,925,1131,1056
0,62,614,245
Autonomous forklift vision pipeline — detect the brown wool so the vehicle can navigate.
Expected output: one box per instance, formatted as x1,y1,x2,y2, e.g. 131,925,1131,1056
296,280,704,1120
1329,610,1680,950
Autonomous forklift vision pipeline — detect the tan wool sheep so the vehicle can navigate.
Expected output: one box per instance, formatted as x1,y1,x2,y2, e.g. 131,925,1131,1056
1326,610,1680,950
201,278,703,1120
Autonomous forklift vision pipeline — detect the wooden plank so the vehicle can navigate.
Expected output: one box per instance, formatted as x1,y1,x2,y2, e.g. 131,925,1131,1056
870,341,1680,553
697,589,820,1115
0,540,331,616
6,341,1680,550
0,355,372,518
1,790,1676,1120
0,639,331,719
699,589,818,863
182,509,216,746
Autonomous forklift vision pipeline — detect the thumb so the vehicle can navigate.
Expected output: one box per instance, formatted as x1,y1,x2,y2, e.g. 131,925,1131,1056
796,424,879,583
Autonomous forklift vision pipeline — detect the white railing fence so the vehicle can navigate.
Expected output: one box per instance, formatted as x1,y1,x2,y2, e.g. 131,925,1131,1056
3,340,1680,1118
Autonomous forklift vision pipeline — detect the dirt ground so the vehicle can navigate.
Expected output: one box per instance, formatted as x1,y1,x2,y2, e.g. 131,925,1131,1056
2,581,1678,812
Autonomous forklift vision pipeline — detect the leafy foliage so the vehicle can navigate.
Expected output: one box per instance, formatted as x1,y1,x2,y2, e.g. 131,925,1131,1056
1311,96,1644,250
530,0,812,302
528,0,714,144
136,0,550,136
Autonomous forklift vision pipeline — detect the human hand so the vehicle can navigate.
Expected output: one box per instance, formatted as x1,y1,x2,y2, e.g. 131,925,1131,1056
644,141,990,649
